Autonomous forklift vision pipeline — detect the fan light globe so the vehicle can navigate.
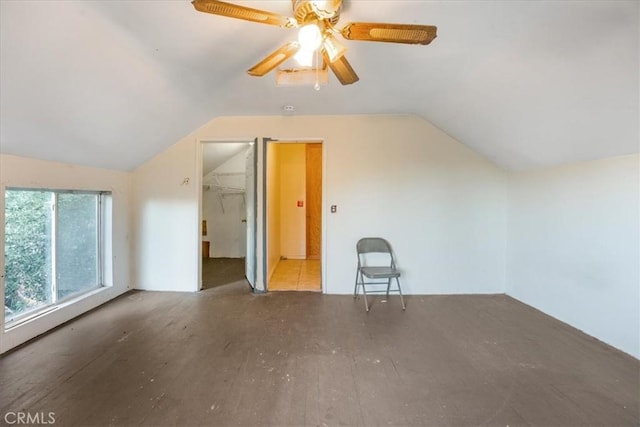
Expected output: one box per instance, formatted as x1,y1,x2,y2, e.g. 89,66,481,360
323,34,347,62
294,48,314,67
298,24,322,51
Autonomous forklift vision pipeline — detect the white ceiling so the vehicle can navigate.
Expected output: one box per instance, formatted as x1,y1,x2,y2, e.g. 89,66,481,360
1,1,637,171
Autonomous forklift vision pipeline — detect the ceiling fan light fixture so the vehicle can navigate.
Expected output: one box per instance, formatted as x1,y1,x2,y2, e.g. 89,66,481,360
297,23,322,51
309,0,341,19
322,33,347,63
311,0,327,9
293,48,315,67
276,67,328,87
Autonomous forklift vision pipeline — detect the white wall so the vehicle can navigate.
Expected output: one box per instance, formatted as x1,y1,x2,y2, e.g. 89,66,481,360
507,154,640,358
133,139,199,292
0,154,132,353
132,115,507,295
202,149,247,258
278,143,307,259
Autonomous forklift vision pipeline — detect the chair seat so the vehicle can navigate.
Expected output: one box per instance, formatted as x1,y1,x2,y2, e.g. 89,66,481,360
360,266,400,279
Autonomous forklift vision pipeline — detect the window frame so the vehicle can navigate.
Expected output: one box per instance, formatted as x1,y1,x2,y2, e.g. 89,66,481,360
3,187,111,327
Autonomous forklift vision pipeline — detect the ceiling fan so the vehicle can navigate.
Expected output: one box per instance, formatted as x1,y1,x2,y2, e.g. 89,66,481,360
192,0,437,85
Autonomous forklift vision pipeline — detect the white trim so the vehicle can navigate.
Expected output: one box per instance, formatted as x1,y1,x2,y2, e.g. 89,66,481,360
51,192,58,304
199,137,257,144
0,186,6,351
195,138,203,291
1,285,125,353
4,285,105,331
256,138,266,292
269,137,326,143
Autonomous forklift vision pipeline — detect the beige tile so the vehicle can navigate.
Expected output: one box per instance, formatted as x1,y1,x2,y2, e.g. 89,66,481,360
269,280,298,291
297,280,321,291
274,267,298,276
279,259,302,271
269,259,321,292
299,268,318,278
301,260,320,273
301,268,320,277
271,272,299,281
300,275,319,284
270,273,298,283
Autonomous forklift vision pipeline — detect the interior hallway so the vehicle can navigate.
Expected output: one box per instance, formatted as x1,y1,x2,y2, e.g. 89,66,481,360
0,284,637,426
269,259,321,291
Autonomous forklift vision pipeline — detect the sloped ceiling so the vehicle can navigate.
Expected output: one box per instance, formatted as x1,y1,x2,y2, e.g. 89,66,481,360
0,1,637,171
203,142,250,176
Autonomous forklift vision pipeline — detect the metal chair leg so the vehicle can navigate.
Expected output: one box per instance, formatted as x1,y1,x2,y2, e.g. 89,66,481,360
396,277,406,310
354,268,360,298
360,272,370,312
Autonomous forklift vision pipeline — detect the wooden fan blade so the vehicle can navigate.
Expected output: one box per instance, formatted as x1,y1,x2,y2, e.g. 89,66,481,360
341,22,437,45
322,51,358,85
192,0,294,28
248,42,300,77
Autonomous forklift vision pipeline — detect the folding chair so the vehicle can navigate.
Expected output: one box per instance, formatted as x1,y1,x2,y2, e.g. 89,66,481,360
354,237,406,311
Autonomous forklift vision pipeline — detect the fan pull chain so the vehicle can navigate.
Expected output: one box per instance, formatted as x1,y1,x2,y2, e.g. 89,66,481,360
314,48,321,91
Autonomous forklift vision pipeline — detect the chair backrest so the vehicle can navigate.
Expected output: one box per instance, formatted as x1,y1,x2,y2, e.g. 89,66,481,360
357,237,392,255
357,237,396,268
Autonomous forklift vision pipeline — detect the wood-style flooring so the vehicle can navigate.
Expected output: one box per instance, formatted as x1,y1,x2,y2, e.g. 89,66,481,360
0,284,638,426
201,257,247,290
269,259,321,291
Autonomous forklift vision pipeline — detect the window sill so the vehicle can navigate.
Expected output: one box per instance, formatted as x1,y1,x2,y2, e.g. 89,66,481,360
4,286,109,332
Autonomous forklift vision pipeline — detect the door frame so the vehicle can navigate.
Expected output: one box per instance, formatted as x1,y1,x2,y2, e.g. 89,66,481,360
196,138,257,291
263,138,326,293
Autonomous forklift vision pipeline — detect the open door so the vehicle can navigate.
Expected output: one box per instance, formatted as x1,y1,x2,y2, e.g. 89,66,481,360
245,140,257,289
306,143,322,260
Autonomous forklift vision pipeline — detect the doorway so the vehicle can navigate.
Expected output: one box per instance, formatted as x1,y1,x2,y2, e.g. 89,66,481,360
265,141,323,291
200,141,256,290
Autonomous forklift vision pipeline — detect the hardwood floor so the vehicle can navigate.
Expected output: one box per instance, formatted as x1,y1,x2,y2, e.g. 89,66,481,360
201,257,247,290
0,284,638,426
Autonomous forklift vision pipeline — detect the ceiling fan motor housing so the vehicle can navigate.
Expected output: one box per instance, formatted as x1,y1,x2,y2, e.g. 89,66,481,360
293,0,341,25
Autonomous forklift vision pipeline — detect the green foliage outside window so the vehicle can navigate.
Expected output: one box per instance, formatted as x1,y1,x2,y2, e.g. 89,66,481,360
4,190,52,318
4,190,100,322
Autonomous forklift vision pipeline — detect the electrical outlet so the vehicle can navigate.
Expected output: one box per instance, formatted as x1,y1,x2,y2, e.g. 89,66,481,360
331,205,337,213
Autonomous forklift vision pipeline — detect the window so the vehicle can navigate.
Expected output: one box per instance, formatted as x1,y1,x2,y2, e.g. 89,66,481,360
4,189,110,325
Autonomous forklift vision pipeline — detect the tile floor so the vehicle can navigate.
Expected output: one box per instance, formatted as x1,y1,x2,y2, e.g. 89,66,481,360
269,259,321,291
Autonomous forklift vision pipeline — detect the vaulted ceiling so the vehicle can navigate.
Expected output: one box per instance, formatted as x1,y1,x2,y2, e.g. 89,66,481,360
1,1,637,171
